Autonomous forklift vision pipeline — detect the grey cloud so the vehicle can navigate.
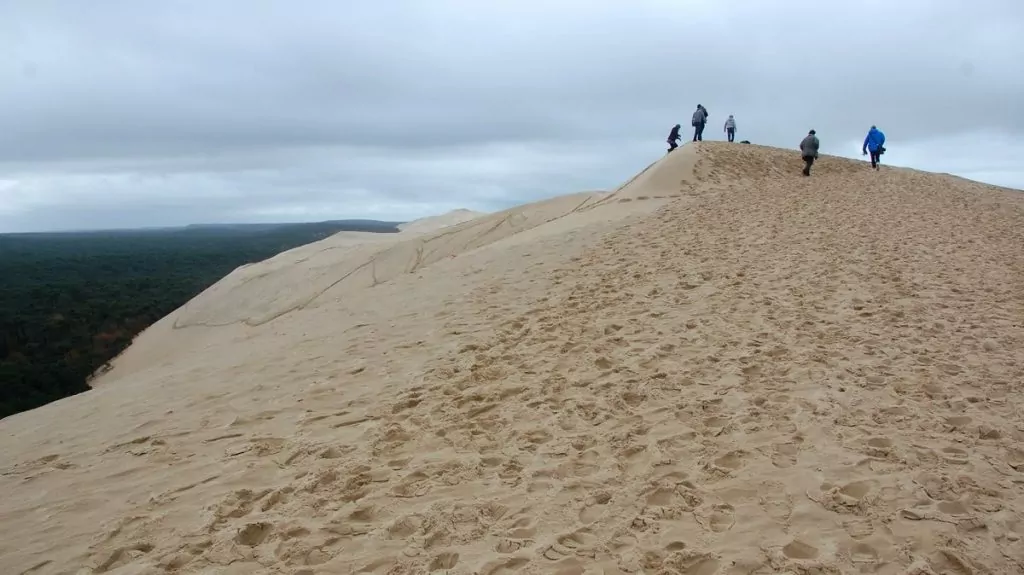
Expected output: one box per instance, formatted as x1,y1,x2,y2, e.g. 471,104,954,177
1,0,1022,232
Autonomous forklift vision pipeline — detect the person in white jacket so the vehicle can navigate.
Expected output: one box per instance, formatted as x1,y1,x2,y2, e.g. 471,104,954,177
724,115,737,142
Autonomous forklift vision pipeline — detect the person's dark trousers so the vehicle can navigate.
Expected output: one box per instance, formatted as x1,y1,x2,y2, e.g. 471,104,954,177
667,140,678,153
869,149,881,169
727,128,735,142
802,155,815,176
693,122,705,141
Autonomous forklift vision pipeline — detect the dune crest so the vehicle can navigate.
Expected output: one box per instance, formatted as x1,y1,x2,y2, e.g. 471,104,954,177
2,143,1024,574
397,208,487,235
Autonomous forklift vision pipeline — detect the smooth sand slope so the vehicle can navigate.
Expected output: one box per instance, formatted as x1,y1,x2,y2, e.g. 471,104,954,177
397,210,486,235
2,143,1024,574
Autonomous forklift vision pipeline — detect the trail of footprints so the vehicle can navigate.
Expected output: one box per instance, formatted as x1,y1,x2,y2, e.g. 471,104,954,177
283,198,818,572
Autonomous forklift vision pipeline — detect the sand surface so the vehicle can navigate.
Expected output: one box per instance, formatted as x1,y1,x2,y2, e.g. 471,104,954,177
397,209,488,235
2,143,1024,574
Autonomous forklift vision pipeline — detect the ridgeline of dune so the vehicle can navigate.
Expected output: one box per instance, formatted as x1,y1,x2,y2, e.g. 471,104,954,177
2,143,1023,574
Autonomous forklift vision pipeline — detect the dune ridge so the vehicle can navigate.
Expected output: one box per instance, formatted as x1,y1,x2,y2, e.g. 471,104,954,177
2,143,1023,574
397,209,487,235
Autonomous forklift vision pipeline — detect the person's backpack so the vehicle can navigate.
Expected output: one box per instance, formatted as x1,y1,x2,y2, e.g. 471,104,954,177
691,109,703,126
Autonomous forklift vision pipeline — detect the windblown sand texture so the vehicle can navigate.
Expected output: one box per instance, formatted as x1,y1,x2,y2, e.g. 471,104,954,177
2,142,1024,574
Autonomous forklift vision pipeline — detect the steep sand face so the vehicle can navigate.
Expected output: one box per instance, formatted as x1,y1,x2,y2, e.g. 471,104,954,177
2,143,1024,574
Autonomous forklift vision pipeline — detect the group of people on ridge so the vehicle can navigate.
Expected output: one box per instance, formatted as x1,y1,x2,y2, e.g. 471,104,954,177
666,106,887,177
667,105,736,152
799,125,886,176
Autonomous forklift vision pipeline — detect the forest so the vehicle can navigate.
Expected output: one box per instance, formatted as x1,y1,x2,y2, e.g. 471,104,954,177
0,220,400,419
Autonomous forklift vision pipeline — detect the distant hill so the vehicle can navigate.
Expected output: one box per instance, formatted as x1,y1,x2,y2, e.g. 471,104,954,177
180,219,404,234
2,218,403,239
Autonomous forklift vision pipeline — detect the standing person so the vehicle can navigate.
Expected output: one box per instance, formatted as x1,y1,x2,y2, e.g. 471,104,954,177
724,115,737,142
667,123,682,153
862,125,886,170
691,105,708,141
799,129,820,176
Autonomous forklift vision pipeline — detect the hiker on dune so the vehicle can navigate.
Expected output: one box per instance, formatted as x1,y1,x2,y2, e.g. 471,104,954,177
724,115,737,142
667,123,682,153
691,105,708,142
799,129,820,176
862,125,886,170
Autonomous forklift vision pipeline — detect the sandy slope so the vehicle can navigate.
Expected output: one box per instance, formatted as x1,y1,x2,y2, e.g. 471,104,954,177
398,209,487,235
2,143,1024,574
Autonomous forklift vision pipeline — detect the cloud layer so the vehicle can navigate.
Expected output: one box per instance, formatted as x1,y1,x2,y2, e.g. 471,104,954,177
2,0,1022,231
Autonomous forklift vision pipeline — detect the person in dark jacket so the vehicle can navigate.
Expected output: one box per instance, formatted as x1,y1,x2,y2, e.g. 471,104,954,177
667,124,682,153
862,125,886,170
799,130,820,176
691,105,708,141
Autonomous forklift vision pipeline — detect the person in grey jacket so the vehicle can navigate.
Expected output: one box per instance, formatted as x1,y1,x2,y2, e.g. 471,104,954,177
799,130,820,176
691,105,708,141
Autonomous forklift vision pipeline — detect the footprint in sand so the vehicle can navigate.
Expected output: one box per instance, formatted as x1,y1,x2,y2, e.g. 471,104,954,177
701,416,729,436
386,515,423,540
771,443,799,468
93,542,156,573
646,487,676,507
945,416,972,430
941,446,969,465
841,518,875,540
495,538,531,553
347,504,379,524
741,363,762,379
318,445,348,459
759,481,793,524
542,530,597,561
937,500,971,515
387,457,413,470
235,522,273,546
649,550,720,575
428,551,460,570
579,491,612,523
710,450,746,472
618,444,651,474
1005,447,1024,471
665,541,688,552
655,431,698,457
696,503,736,533
390,470,431,498
831,480,874,507
621,390,646,408
505,515,538,539
782,540,819,560
849,542,880,564
864,437,893,457
480,556,530,575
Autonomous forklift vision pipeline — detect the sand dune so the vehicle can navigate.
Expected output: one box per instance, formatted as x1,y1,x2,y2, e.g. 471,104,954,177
398,209,488,235
3,143,1024,574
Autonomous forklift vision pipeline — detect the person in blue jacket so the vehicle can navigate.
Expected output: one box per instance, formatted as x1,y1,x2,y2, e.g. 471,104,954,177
862,125,886,170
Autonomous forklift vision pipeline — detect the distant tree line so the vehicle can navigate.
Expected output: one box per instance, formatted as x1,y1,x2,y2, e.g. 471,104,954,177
0,220,399,419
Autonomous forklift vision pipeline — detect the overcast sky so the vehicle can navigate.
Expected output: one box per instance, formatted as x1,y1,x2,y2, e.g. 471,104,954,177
1,0,1022,232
